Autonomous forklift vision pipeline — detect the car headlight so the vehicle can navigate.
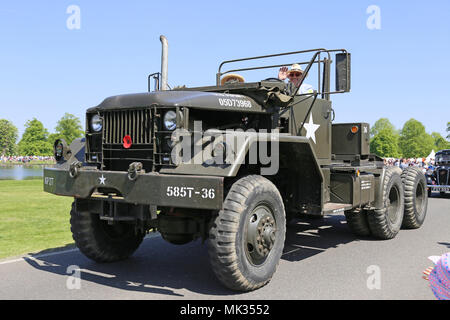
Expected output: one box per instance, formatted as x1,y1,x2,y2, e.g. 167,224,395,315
90,114,103,132
163,111,177,131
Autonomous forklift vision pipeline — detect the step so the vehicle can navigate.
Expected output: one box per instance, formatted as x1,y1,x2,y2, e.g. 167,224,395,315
323,202,353,214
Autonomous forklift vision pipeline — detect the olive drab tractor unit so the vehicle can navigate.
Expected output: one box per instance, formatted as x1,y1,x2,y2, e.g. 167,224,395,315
44,36,428,292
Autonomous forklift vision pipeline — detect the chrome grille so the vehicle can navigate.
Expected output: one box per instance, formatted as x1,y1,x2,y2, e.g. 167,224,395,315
438,169,449,185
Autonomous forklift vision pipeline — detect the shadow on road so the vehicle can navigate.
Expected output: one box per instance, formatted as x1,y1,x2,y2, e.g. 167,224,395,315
283,214,364,262
438,242,450,248
24,236,229,297
24,214,362,297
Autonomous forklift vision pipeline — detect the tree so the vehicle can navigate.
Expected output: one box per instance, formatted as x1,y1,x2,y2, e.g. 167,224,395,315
447,122,450,139
370,118,401,157
52,113,84,145
18,118,52,156
370,118,398,137
431,132,450,151
370,130,401,158
399,119,434,158
0,119,18,156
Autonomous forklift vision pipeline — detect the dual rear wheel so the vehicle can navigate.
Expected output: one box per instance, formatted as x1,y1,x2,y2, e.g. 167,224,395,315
345,166,428,239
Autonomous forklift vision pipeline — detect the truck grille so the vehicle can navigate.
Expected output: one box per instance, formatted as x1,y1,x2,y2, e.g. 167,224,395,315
104,109,152,144
438,169,449,185
102,109,154,171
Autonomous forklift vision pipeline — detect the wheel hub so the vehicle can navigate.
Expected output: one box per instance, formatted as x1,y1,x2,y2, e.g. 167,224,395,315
245,205,277,265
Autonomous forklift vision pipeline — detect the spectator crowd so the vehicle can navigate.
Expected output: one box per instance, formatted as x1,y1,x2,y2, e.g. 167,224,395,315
0,155,437,169
384,157,434,171
0,155,55,164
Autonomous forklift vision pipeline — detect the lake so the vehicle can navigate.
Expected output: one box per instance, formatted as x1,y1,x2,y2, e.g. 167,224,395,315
0,165,48,180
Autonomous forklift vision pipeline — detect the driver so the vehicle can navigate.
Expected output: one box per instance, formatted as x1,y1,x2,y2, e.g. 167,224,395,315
278,64,314,95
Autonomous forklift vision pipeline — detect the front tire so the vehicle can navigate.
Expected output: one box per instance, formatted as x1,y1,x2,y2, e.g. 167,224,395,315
208,175,286,291
70,202,145,262
401,167,428,229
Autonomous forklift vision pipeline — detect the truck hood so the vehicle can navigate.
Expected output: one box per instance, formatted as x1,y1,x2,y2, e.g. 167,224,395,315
87,90,266,113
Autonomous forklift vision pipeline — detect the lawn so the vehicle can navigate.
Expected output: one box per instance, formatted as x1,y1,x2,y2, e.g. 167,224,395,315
0,179,74,259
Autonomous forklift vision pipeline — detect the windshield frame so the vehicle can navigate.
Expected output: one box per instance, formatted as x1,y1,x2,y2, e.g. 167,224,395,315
436,152,450,164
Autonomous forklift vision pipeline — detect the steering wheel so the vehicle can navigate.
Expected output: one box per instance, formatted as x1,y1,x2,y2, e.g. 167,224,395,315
263,77,284,82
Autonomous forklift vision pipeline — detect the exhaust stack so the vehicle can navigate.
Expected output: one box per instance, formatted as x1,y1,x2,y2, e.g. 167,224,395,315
160,35,168,90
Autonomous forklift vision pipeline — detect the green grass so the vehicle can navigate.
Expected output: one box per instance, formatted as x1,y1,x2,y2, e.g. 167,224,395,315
0,179,74,259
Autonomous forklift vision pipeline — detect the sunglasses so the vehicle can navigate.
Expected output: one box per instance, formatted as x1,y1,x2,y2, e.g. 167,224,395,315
288,72,302,77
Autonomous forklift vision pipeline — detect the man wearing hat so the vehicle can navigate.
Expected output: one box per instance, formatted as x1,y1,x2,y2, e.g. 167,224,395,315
220,73,245,86
278,64,314,95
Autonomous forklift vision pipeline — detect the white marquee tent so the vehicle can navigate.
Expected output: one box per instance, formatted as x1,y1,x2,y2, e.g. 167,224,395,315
425,149,435,163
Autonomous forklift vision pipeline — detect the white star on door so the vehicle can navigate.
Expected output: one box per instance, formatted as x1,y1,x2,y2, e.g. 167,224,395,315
99,175,106,185
303,114,320,144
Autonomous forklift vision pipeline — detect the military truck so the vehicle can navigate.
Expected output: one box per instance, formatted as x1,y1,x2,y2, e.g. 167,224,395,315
44,36,428,291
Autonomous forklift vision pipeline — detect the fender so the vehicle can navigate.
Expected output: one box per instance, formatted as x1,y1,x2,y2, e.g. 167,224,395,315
52,137,86,170
372,167,386,210
160,132,324,184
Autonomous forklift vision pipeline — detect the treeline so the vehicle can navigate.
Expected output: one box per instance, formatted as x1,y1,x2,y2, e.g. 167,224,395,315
1,114,449,158
0,113,84,157
370,119,450,158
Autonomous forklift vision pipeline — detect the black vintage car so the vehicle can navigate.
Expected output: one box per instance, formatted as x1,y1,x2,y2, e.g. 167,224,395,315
426,149,450,197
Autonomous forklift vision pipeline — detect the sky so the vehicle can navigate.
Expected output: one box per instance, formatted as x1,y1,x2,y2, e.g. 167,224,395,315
0,0,449,140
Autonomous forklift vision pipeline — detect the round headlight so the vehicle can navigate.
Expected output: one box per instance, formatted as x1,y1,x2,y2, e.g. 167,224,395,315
163,111,177,131
54,139,69,162
91,114,103,132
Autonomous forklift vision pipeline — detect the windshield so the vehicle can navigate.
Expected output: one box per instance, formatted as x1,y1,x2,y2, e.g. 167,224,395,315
436,152,450,164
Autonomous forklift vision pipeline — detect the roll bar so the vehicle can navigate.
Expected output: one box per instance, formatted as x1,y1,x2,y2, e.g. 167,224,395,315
216,48,350,99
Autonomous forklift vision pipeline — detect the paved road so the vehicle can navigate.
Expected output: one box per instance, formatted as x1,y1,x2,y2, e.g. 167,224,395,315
1,195,449,300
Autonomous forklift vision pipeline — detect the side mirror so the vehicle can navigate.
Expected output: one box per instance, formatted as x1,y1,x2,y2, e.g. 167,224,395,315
335,53,351,92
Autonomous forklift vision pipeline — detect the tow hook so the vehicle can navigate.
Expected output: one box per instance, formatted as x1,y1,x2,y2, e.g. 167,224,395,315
69,161,82,178
128,162,144,181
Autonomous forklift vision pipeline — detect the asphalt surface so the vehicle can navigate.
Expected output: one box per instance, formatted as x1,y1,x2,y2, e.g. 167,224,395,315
0,194,449,300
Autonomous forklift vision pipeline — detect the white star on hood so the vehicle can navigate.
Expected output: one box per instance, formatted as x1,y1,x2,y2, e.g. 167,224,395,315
303,114,320,144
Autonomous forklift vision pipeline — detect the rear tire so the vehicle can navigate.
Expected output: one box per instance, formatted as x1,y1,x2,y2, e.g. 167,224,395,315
70,202,145,262
367,167,404,239
344,209,371,237
401,167,428,229
208,175,286,291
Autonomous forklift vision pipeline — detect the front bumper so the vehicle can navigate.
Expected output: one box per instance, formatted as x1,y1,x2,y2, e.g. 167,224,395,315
427,185,450,192
43,167,224,210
